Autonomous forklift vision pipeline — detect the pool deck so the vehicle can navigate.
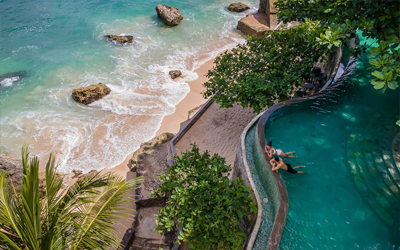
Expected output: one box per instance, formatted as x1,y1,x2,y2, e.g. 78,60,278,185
173,102,257,167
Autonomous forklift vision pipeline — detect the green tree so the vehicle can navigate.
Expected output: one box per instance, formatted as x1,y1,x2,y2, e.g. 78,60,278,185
275,0,400,91
151,144,257,250
0,148,141,250
204,20,326,113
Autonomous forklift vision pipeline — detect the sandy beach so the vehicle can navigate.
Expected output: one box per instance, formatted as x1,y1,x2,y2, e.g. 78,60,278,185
105,57,215,177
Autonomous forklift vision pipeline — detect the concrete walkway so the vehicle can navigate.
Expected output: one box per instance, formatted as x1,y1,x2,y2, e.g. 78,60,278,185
174,102,258,167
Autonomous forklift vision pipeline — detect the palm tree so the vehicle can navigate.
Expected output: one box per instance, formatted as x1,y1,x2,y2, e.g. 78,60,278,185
0,148,141,250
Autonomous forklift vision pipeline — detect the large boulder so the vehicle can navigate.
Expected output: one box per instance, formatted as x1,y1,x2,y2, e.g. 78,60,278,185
228,2,250,12
169,70,182,80
155,4,183,27
105,35,133,44
72,83,111,105
237,13,271,37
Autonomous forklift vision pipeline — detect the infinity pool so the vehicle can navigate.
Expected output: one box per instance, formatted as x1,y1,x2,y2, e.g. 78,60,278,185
264,36,400,249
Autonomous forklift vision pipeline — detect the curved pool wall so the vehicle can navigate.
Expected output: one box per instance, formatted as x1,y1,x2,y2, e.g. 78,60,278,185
261,35,399,249
233,37,358,250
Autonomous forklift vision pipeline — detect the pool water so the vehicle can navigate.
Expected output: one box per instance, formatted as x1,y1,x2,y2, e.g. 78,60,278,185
264,36,400,249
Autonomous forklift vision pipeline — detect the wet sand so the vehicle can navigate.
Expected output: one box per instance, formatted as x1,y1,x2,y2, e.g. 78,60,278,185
107,57,215,176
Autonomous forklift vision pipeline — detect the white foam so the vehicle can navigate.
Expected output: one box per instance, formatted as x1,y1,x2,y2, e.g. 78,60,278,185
1,0,259,173
0,76,19,87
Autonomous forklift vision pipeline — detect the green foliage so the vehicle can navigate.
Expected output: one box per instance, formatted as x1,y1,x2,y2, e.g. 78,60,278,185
0,148,141,250
275,0,400,90
204,20,326,113
151,144,257,250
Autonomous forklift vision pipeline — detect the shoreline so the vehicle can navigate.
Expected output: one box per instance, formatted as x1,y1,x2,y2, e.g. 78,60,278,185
105,57,216,178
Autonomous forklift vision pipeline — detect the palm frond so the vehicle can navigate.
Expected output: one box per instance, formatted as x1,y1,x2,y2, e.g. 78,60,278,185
0,171,23,250
69,174,142,250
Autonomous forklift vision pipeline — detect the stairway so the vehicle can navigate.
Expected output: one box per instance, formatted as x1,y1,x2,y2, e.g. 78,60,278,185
346,127,400,227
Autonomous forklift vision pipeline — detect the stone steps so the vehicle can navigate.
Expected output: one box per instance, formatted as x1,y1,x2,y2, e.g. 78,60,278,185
392,132,400,173
346,135,395,225
364,153,400,207
355,153,398,211
382,149,400,189
372,152,400,201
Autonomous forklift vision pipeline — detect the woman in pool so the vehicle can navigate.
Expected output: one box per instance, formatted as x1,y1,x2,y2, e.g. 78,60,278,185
265,141,296,158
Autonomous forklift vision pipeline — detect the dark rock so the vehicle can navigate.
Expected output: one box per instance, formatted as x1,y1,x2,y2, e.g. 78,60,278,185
0,70,28,82
72,169,83,179
105,35,133,44
155,4,183,27
228,2,250,12
72,83,111,105
169,70,182,80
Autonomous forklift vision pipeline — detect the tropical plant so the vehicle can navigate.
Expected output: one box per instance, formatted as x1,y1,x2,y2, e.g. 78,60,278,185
151,144,257,250
0,148,141,250
204,20,327,113
275,0,400,91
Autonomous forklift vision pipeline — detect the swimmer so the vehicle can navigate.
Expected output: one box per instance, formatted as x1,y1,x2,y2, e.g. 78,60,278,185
265,141,296,158
270,156,305,174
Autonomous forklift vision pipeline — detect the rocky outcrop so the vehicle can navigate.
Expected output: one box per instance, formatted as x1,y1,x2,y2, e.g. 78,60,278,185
237,13,271,37
72,169,98,182
72,83,111,105
169,70,182,80
228,2,250,12
129,132,175,171
125,132,176,249
0,154,23,188
0,70,28,82
155,4,183,27
105,35,133,44
0,154,54,194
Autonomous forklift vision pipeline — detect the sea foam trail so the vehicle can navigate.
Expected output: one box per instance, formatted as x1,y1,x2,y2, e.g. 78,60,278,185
0,0,258,173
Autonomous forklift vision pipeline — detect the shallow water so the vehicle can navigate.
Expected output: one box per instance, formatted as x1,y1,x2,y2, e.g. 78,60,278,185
0,0,258,172
264,35,400,249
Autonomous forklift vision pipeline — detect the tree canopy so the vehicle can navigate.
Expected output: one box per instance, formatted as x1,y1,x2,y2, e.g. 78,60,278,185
275,0,400,91
204,0,399,113
151,144,257,249
204,20,328,113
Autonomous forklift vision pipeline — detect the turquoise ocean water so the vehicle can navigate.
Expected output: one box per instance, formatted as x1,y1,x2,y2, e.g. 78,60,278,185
0,0,258,173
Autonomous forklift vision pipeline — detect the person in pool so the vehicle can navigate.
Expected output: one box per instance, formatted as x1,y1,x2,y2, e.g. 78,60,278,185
265,141,296,158
270,156,305,174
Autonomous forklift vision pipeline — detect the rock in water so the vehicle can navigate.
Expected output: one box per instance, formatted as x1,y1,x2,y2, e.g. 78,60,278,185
72,83,111,105
228,2,250,12
169,70,182,80
105,35,133,44
155,4,183,26
0,70,28,87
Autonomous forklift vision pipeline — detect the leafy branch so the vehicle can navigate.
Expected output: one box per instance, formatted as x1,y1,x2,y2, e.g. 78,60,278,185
151,144,257,250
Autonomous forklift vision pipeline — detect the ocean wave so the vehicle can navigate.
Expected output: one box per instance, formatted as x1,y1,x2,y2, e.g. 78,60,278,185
0,76,19,87
0,0,258,173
